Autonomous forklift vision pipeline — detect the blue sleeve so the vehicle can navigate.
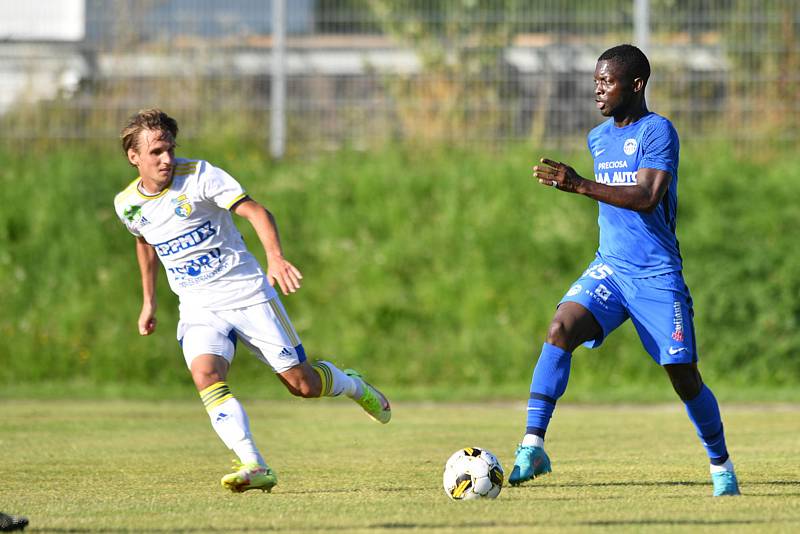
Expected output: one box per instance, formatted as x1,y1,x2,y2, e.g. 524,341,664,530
639,120,678,175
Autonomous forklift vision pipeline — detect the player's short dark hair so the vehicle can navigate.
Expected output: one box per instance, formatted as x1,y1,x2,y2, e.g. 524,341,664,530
120,108,179,155
598,44,650,83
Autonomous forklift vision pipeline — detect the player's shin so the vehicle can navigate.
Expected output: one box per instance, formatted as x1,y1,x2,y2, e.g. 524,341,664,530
200,381,265,467
683,384,730,465
524,343,573,440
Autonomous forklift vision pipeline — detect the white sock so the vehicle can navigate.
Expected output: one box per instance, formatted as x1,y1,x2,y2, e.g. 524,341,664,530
200,382,265,467
312,360,363,398
521,434,545,448
710,458,735,474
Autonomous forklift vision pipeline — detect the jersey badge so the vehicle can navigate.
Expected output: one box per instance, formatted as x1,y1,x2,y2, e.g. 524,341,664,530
623,138,638,155
172,194,193,218
123,205,150,227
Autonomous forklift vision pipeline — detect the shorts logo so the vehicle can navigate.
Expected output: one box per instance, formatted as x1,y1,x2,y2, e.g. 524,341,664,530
172,194,193,218
623,138,638,155
566,284,582,297
278,347,292,357
594,284,611,301
671,301,685,342
668,347,687,356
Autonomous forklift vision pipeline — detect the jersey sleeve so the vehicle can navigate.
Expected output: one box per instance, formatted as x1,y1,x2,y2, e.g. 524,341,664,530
199,161,248,210
113,190,143,237
639,119,679,175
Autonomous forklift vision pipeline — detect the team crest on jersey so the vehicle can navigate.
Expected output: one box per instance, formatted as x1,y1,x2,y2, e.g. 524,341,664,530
172,194,192,218
623,138,638,155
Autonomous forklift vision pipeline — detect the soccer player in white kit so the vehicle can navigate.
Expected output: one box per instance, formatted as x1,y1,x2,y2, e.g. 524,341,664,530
114,109,391,493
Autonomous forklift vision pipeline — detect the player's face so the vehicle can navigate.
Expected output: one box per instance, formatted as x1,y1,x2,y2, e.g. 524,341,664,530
593,60,634,117
128,128,175,191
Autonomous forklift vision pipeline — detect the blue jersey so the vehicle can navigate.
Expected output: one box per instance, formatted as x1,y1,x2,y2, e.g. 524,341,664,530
587,112,682,277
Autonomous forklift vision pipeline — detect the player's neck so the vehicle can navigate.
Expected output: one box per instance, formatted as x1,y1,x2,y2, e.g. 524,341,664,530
613,101,649,128
139,175,172,195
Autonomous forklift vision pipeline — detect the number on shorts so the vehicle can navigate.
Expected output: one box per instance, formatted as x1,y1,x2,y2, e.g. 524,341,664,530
584,263,614,280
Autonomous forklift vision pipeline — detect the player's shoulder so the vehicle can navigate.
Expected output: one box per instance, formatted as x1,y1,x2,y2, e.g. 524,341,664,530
641,112,678,137
173,157,205,178
114,177,141,210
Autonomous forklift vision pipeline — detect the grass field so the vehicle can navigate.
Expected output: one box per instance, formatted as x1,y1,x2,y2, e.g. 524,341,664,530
1,400,798,533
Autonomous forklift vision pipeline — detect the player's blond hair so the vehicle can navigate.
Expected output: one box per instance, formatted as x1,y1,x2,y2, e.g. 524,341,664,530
120,108,179,156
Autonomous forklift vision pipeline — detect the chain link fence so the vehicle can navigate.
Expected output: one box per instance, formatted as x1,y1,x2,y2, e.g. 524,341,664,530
0,0,797,151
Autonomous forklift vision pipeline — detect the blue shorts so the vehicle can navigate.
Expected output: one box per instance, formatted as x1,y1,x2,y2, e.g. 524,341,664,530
559,260,697,365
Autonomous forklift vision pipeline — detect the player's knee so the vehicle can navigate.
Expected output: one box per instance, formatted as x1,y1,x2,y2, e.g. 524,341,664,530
546,319,573,351
191,368,224,391
665,365,703,401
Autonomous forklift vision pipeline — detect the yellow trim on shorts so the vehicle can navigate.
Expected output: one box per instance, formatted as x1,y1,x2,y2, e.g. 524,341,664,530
268,299,300,346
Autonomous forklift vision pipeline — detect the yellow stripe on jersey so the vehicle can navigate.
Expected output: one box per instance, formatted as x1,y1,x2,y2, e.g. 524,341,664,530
114,177,143,205
268,299,300,346
226,193,248,210
199,381,234,411
173,161,199,176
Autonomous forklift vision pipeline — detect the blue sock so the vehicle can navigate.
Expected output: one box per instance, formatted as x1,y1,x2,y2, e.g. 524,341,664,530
525,343,572,438
684,384,729,464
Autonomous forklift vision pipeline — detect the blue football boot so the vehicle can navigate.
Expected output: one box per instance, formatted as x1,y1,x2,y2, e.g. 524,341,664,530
509,445,552,486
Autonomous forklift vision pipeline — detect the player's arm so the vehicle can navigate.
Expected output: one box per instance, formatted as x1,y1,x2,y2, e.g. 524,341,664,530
232,197,303,295
533,158,671,213
135,236,158,336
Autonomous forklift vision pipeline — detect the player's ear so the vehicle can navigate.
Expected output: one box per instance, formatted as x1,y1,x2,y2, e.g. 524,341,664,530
632,77,645,94
127,148,140,167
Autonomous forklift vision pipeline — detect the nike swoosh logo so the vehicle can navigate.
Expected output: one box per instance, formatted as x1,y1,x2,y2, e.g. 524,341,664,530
594,148,605,157
668,347,687,355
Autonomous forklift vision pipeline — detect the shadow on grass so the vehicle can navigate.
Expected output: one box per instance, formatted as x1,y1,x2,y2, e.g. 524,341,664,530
43,519,795,533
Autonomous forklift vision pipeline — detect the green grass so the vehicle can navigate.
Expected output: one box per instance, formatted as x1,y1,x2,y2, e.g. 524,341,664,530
2,400,798,532
2,140,800,396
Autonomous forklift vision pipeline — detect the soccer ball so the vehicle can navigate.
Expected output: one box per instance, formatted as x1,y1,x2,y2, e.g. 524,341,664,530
442,447,504,500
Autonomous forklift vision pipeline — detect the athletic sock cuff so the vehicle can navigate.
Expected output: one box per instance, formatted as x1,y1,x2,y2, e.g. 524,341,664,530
311,362,333,397
200,381,234,411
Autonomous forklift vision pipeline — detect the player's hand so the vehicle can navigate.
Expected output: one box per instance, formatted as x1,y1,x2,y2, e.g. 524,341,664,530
533,158,583,193
267,255,303,295
138,305,157,336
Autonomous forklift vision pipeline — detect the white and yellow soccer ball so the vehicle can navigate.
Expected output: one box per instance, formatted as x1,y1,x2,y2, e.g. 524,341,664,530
442,447,504,500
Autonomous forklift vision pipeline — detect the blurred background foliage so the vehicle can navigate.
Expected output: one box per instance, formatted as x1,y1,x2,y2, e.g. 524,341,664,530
1,139,798,400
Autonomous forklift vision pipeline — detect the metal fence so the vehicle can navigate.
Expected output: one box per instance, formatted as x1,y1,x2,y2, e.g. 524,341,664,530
0,0,798,152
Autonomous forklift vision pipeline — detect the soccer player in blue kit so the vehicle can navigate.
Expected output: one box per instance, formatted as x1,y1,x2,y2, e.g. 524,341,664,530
508,44,740,496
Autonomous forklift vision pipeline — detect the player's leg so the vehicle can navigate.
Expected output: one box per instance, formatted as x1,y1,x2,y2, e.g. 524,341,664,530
664,363,739,496
630,274,739,496
277,360,390,424
233,298,391,423
181,322,277,493
0,512,28,532
511,262,629,486
510,302,600,485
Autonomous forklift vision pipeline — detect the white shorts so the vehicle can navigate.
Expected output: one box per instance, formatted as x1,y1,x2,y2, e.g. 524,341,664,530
176,297,306,373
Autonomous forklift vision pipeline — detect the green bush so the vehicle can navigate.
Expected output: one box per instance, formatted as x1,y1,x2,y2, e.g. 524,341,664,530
1,140,798,400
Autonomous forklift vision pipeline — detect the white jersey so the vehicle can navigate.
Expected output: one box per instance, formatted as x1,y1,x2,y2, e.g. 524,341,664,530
114,158,277,311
